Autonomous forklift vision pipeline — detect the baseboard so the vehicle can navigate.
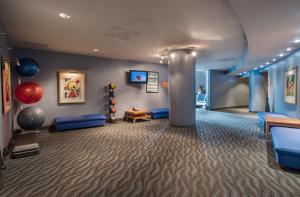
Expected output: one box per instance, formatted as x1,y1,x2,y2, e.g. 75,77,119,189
211,105,249,110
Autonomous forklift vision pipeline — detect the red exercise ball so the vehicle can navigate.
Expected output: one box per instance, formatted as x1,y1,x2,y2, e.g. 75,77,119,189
15,82,43,104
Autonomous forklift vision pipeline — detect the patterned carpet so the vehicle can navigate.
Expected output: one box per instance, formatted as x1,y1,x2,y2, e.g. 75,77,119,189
1,109,300,197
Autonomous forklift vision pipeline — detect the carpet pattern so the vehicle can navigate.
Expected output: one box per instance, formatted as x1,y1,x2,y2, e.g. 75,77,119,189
1,110,300,196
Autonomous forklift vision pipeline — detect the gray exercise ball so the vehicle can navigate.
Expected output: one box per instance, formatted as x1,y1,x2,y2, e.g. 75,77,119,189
17,106,45,130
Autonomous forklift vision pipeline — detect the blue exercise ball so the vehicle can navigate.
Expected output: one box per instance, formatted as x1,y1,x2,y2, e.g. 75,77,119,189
16,58,40,77
17,107,45,130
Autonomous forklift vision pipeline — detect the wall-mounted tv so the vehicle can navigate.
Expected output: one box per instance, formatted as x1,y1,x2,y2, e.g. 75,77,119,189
129,70,148,83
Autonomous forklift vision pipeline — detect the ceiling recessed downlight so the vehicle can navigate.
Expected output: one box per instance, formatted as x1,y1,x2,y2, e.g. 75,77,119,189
93,49,99,52
191,51,197,57
266,62,270,65
272,58,276,62
159,60,163,64
286,48,292,52
260,65,264,68
294,39,300,44
279,53,285,57
59,13,70,19
170,53,175,58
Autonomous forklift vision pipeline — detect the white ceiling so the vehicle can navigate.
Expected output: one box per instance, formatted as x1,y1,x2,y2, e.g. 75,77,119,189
0,0,300,73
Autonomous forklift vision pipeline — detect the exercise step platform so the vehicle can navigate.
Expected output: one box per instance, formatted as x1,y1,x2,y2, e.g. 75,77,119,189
12,132,40,159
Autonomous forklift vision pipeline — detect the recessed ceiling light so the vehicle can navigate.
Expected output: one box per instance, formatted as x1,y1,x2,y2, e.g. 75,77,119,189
286,48,292,52
272,58,276,62
159,60,163,64
59,13,70,19
294,39,300,43
93,49,99,52
170,53,175,58
260,65,264,68
156,54,160,57
254,67,258,70
266,62,270,65
279,53,285,57
191,51,197,57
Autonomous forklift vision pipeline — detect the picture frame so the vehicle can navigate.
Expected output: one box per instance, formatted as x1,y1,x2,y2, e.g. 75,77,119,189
57,71,86,104
146,71,159,93
285,68,297,104
1,58,12,114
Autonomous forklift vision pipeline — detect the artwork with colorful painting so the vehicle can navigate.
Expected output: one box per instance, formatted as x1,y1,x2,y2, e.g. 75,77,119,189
1,59,12,114
285,68,297,104
58,71,85,104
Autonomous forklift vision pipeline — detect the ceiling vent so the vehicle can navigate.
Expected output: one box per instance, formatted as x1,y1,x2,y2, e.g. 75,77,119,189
106,27,140,42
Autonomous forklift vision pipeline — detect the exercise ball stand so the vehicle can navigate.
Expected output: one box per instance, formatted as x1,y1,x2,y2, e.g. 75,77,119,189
12,58,44,158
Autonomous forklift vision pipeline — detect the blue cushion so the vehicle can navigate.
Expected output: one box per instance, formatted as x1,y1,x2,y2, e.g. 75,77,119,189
55,114,106,124
150,108,169,114
150,108,169,119
271,127,300,170
257,112,288,119
54,114,106,131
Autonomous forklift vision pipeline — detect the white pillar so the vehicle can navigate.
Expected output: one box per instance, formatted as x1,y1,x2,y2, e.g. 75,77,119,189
249,71,266,112
169,49,196,127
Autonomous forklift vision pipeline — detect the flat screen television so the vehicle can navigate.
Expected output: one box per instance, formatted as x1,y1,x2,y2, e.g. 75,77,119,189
129,70,148,83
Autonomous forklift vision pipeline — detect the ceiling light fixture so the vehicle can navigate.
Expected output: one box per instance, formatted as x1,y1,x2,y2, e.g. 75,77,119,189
266,62,270,65
279,53,285,57
93,49,99,52
191,51,197,57
272,58,276,62
159,60,163,64
260,65,264,68
59,13,71,19
286,48,292,52
170,53,175,58
254,67,258,70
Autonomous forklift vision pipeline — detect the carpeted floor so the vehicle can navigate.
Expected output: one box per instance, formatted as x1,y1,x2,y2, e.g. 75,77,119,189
1,109,300,196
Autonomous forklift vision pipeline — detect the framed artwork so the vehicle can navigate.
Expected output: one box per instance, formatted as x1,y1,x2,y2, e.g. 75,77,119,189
285,68,297,104
146,71,159,93
58,71,86,104
1,58,12,114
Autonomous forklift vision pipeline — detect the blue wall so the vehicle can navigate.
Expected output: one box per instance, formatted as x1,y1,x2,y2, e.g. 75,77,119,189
209,70,249,109
268,50,300,118
14,48,168,127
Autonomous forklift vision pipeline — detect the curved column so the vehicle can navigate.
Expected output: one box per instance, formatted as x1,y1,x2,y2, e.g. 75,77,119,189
168,49,196,127
249,71,266,112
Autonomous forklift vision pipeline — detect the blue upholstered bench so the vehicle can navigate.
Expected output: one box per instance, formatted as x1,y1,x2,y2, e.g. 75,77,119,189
150,108,169,119
54,114,106,131
271,127,300,170
257,112,289,127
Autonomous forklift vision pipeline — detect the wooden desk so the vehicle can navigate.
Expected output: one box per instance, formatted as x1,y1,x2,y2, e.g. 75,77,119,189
265,116,300,140
124,110,151,123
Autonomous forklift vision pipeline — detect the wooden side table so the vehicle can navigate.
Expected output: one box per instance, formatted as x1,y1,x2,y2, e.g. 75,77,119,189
264,116,300,140
124,109,151,123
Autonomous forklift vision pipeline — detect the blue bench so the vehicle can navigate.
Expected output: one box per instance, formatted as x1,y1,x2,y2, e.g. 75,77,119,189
257,112,289,127
150,108,169,119
54,114,106,131
271,127,300,170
